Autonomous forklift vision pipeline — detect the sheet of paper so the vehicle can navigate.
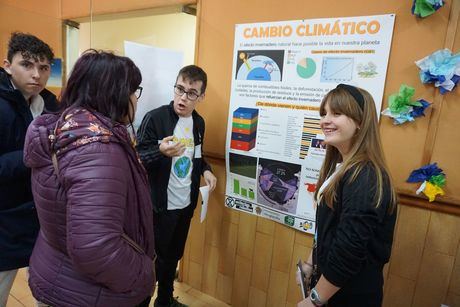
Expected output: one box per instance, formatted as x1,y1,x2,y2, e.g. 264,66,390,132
124,41,183,130
199,185,210,223
297,260,308,299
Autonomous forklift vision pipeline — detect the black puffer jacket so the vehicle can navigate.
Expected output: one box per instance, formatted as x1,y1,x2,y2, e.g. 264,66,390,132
0,67,58,270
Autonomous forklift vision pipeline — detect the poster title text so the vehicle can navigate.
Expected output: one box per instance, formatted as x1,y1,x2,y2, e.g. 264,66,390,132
243,19,381,38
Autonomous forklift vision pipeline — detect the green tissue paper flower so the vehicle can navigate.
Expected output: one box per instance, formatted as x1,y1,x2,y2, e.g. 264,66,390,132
388,84,420,114
414,0,436,18
429,174,446,187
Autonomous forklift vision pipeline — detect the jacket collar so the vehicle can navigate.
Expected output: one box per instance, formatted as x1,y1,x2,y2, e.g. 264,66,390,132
0,67,57,112
167,100,200,122
167,101,202,145
52,107,132,156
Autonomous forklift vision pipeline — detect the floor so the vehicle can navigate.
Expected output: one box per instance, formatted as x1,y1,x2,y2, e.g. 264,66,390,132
6,268,229,307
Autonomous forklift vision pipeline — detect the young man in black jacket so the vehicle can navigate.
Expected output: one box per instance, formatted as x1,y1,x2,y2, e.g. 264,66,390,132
0,32,58,305
137,65,216,307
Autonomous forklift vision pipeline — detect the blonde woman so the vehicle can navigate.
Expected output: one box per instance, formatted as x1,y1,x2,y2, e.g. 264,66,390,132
298,84,397,307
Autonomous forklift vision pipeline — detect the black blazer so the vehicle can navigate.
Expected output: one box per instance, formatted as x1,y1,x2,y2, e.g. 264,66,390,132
136,101,212,215
313,163,396,298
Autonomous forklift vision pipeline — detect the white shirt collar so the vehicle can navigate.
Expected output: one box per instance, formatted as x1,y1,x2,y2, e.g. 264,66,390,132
29,94,45,118
317,163,342,205
10,78,45,118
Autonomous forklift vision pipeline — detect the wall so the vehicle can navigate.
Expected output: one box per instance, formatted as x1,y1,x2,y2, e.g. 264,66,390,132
0,0,62,95
77,10,196,65
181,0,460,306
61,0,194,20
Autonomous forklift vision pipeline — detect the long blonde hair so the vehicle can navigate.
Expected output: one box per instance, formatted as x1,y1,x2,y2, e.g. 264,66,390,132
314,86,397,213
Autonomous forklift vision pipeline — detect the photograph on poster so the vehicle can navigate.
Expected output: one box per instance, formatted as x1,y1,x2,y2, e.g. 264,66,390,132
257,158,301,214
229,153,258,178
311,138,326,149
48,58,62,87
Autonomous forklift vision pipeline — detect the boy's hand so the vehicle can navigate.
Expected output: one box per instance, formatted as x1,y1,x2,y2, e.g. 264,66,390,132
159,136,186,157
203,170,217,192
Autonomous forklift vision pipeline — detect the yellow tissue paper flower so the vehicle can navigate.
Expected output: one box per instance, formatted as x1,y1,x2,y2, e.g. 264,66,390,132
423,181,445,202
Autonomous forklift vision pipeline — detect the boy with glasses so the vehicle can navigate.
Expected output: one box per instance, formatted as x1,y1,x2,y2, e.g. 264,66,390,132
137,65,217,307
0,32,58,306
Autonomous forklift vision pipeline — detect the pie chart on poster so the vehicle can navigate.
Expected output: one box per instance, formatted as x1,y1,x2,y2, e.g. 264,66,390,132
296,58,316,79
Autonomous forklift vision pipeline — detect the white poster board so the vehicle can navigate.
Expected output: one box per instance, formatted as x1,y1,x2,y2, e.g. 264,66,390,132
224,14,395,233
124,41,184,130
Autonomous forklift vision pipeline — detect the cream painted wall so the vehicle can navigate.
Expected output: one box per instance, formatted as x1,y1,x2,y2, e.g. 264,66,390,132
78,12,196,65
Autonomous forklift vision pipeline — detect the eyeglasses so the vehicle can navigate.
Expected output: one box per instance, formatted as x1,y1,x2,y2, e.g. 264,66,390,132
174,85,200,101
135,86,143,99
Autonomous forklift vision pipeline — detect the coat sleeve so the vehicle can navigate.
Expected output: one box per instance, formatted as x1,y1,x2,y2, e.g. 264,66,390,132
136,112,165,170
63,144,154,293
0,150,29,183
0,111,29,183
321,166,387,287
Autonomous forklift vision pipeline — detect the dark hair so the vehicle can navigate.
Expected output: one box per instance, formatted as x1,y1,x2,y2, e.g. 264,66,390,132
177,65,207,94
60,50,142,124
7,32,54,63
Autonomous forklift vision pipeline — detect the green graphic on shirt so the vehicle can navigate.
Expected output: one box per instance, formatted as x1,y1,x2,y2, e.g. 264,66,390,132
174,156,191,178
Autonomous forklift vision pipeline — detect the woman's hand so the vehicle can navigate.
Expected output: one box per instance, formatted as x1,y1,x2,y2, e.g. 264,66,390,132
297,298,315,307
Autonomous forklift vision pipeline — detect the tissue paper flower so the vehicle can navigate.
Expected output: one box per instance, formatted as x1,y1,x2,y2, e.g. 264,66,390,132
416,49,460,94
381,85,431,125
412,0,444,18
421,181,445,202
429,174,446,187
407,163,446,202
410,99,431,118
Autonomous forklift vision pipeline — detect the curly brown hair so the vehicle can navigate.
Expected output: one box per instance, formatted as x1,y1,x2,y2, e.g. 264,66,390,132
7,32,54,63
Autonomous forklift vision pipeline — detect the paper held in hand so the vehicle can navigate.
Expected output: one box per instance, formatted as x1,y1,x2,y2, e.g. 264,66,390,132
297,259,308,299
199,185,210,223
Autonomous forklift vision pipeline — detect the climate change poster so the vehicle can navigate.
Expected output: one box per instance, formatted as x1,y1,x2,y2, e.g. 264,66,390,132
225,14,395,233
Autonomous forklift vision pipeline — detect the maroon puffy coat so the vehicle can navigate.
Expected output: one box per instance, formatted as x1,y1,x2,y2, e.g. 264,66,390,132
23,108,155,307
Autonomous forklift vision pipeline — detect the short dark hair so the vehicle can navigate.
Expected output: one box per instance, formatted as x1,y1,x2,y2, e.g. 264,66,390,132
60,50,142,124
177,65,207,94
7,32,54,63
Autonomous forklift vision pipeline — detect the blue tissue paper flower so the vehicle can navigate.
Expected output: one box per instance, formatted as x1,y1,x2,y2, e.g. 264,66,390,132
416,49,460,94
407,163,444,183
410,99,431,118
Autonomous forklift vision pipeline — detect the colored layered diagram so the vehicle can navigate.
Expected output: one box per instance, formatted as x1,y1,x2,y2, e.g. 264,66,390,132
231,107,259,151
